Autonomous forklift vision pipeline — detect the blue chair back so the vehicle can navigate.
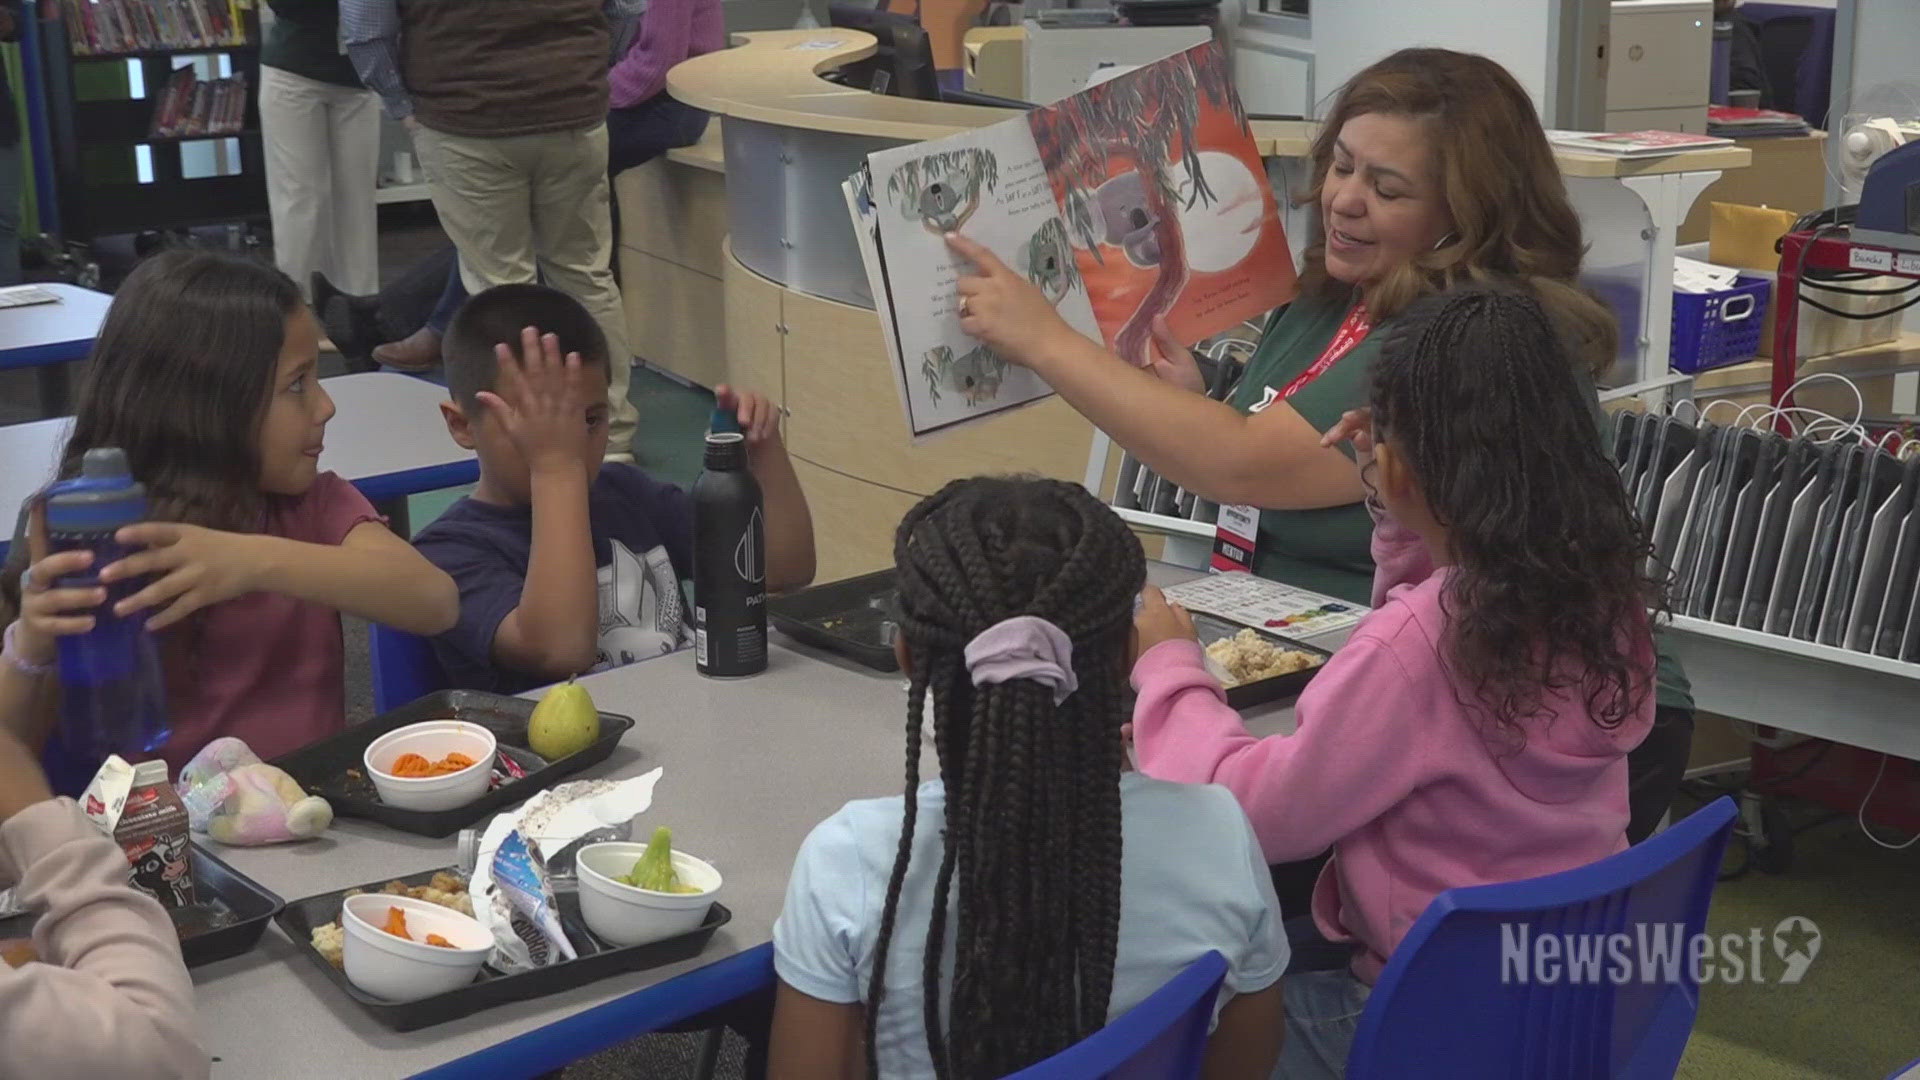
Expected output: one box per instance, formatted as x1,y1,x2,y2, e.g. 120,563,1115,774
1003,951,1227,1080
370,622,450,714
1348,797,1738,1080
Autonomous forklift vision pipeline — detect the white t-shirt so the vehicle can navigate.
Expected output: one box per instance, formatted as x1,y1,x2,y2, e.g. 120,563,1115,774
774,772,1288,1077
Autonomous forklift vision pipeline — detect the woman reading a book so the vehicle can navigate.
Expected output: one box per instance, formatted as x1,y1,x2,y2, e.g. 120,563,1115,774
948,46,1696,862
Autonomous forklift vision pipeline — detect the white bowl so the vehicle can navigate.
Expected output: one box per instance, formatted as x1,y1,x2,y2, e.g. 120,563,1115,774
340,893,492,1003
576,841,721,948
362,720,498,812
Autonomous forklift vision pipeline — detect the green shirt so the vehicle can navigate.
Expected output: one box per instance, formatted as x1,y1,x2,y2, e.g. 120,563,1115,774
1228,288,1380,604
1226,286,1694,711
263,0,364,89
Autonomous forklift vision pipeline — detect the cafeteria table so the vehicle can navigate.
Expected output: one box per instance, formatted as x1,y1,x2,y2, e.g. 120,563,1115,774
0,284,113,419
193,566,1320,1078
0,372,475,554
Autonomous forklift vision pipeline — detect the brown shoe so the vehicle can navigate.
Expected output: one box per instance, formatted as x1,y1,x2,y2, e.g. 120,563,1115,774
373,327,444,372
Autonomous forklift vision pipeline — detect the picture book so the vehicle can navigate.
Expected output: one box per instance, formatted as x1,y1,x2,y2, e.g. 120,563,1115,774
843,42,1295,439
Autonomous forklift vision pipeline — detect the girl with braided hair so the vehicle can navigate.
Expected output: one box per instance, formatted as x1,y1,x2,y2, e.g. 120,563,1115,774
1131,288,1661,1079
770,477,1286,1079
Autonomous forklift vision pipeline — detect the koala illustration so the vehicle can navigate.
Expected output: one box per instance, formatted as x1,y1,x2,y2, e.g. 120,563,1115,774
1093,172,1163,268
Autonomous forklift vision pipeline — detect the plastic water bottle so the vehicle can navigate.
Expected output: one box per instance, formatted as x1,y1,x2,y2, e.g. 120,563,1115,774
692,425,768,678
41,448,170,795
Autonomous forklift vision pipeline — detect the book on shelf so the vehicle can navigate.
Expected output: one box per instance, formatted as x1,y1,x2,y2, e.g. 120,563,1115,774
842,43,1296,439
62,0,250,56
149,67,248,138
1547,129,1735,158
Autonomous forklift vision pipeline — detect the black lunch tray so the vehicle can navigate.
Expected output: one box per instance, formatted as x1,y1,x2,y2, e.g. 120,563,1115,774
271,690,636,839
274,866,733,1032
768,570,900,671
1190,612,1332,709
0,844,284,969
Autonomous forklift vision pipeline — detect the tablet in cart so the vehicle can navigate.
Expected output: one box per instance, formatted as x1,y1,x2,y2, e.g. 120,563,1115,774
1766,443,1839,636
1650,447,1700,578
1670,424,1726,611
1846,472,1911,651
1874,457,1920,656
1612,410,1641,473
1715,431,1784,624
1790,444,1863,640
1819,447,1896,646
1636,415,1692,528
1902,555,1920,663
1740,437,1814,629
1686,426,1750,617
1623,410,1657,497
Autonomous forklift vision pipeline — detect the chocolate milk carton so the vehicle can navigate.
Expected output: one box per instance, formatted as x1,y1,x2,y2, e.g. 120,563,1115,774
114,760,195,908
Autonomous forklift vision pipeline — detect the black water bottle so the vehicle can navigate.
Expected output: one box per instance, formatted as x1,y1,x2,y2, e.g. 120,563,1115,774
692,431,767,676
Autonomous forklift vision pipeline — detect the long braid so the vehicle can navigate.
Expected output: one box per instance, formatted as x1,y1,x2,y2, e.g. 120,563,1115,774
871,477,1144,1078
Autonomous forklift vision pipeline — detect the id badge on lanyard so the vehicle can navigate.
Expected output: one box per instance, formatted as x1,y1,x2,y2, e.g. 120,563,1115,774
1211,304,1371,574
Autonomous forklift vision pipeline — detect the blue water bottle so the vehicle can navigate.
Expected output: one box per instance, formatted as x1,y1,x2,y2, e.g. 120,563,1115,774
40,448,170,796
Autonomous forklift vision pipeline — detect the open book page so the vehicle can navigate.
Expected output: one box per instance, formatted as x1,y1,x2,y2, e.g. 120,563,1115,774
864,119,1101,438
1026,43,1295,367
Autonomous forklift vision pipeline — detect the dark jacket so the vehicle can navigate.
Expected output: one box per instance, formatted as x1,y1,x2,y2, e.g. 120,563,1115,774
397,0,609,137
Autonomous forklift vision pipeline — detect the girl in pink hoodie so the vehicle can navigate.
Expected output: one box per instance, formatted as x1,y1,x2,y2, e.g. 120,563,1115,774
1130,287,1661,1078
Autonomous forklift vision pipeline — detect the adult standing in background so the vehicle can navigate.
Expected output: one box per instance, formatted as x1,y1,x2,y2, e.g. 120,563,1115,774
342,0,643,461
259,0,381,302
0,0,24,286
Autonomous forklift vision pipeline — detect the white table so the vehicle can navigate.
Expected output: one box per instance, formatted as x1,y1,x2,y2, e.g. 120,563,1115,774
193,566,1313,1078
0,284,114,418
0,372,475,552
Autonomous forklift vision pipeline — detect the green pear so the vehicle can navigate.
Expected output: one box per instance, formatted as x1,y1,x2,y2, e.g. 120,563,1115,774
527,678,600,761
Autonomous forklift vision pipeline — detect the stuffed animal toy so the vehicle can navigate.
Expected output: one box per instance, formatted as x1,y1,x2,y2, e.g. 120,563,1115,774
177,738,332,845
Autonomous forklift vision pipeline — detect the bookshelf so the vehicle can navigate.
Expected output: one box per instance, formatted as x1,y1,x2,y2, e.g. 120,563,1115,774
34,3,267,242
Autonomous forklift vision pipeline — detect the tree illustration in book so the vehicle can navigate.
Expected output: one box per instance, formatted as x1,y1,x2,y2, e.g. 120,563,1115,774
843,43,1293,439
1027,44,1294,367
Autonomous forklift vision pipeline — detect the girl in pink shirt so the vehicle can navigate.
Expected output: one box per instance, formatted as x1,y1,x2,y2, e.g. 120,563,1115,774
1130,288,1660,1078
1,251,458,793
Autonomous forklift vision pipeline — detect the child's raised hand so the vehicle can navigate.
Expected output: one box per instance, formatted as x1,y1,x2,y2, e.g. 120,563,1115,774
477,327,593,478
12,502,109,666
1133,585,1197,661
101,523,263,631
716,385,783,449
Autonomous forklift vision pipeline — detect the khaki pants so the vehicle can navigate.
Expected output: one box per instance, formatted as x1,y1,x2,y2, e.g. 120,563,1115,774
260,66,381,296
412,121,638,449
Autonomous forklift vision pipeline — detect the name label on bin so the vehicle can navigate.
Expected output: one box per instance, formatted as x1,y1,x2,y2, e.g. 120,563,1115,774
1850,247,1895,273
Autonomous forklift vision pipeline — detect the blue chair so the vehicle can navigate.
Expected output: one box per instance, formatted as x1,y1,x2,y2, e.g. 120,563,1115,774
369,622,449,714
1347,797,1738,1080
1005,950,1228,1080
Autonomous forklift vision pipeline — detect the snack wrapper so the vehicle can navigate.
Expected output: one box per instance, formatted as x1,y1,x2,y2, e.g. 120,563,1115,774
468,768,663,971
490,829,576,967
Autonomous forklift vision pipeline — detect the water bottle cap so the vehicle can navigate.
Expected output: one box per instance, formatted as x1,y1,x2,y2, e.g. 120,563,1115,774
81,447,131,479
44,446,148,533
708,406,740,436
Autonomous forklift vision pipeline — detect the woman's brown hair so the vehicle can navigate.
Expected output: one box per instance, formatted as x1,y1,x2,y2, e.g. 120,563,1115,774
1298,48,1620,376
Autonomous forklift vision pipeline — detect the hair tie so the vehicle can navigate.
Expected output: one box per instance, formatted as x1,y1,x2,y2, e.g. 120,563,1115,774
963,616,1078,704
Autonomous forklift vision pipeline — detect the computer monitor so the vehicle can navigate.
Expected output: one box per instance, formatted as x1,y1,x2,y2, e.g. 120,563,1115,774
827,3,941,101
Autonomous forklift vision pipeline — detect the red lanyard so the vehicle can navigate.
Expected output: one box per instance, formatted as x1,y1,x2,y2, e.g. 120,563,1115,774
1277,303,1371,401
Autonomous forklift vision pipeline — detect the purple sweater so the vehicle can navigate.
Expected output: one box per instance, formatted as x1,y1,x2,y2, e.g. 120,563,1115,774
606,0,725,109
